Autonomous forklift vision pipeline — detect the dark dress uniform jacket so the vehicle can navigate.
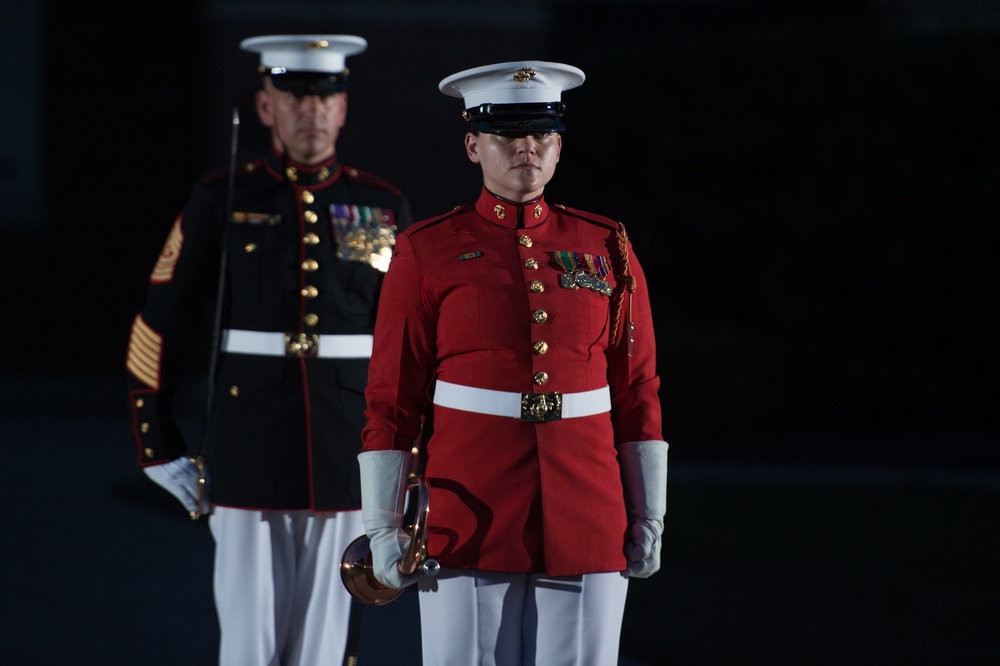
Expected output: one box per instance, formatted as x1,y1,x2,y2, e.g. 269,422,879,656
127,151,412,511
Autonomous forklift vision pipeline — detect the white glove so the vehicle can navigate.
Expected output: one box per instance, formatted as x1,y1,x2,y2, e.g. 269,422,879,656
617,440,668,578
144,456,211,518
358,450,421,590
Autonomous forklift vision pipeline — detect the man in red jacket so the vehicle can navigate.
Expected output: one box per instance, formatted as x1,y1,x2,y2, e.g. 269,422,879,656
360,61,668,664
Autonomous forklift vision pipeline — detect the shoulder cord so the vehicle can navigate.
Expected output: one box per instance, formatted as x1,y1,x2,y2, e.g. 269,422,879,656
610,222,637,356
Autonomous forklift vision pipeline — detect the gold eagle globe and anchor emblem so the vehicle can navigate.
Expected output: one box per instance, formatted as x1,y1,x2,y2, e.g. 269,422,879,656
512,67,537,83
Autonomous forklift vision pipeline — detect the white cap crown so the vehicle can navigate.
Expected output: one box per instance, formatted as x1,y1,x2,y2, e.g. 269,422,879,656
240,34,367,74
439,61,585,108
439,61,585,134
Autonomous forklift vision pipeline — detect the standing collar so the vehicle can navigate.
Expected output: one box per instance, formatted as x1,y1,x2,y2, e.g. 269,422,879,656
264,150,342,188
474,187,550,228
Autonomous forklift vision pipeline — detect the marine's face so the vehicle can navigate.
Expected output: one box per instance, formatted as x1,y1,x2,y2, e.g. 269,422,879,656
255,77,348,165
465,131,562,202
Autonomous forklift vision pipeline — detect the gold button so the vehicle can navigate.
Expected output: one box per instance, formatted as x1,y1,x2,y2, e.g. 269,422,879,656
304,313,319,327
318,167,330,181
302,259,319,272
533,309,548,324
533,372,549,386
230,386,239,397
529,280,544,293
302,285,319,298
140,422,150,433
286,166,298,181
143,447,154,458
304,233,320,245
245,243,257,253
524,258,538,269
533,341,549,355
302,191,315,204
518,235,533,247
494,204,506,220
304,210,318,224
135,398,144,408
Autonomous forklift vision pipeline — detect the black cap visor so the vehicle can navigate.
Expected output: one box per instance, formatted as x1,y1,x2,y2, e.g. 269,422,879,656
465,102,567,134
269,70,347,97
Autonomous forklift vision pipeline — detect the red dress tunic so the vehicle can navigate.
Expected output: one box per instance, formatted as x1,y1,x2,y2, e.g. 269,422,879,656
363,188,663,576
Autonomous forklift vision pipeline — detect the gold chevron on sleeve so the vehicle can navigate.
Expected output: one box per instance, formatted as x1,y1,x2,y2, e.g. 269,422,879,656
150,215,184,284
126,315,163,389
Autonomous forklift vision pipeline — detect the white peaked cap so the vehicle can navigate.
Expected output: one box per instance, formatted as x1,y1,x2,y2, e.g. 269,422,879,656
439,61,585,108
240,35,367,73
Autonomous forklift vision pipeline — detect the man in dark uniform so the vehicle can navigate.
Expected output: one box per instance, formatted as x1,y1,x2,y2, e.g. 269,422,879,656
359,61,667,665
125,34,411,665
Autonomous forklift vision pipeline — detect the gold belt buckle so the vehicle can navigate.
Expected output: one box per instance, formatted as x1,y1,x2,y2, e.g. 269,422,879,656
520,392,562,422
285,333,319,358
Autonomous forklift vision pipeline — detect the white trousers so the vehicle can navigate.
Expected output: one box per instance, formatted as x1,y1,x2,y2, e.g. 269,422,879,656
209,507,365,666
417,569,629,666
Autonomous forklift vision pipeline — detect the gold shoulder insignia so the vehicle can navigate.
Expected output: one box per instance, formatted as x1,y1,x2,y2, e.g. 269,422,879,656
150,216,183,284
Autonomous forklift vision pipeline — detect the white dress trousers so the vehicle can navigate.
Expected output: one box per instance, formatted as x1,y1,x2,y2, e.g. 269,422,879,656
209,507,365,666
417,568,629,666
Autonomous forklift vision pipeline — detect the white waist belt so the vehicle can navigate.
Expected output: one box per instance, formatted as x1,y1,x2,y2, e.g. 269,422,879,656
433,380,610,422
221,329,373,359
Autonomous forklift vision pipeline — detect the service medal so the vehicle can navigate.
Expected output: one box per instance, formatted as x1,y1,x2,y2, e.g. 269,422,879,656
331,204,398,271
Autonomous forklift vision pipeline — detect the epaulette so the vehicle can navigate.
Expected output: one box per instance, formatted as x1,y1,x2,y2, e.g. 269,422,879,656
551,204,620,232
342,165,404,196
201,160,266,185
404,205,470,237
